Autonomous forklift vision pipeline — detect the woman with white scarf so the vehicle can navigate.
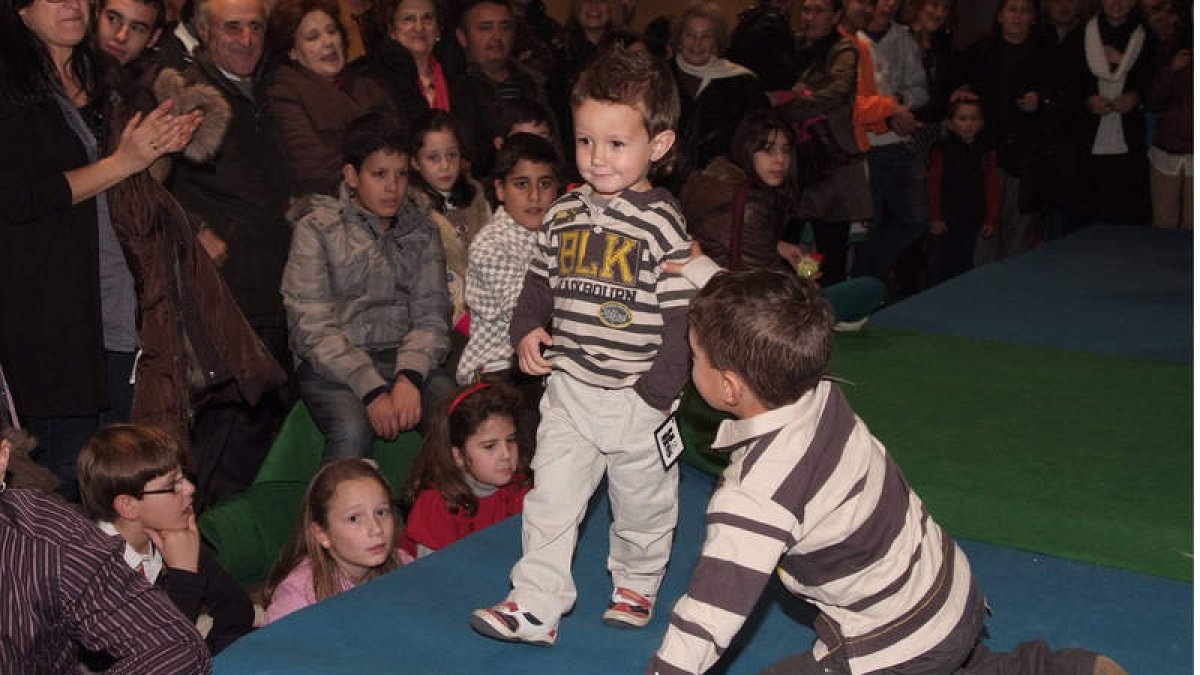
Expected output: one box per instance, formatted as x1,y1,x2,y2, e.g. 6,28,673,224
667,1,770,192
1077,0,1154,224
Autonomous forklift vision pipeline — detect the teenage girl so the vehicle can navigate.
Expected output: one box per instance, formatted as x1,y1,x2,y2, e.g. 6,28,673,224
408,109,492,335
399,383,532,558
263,459,413,623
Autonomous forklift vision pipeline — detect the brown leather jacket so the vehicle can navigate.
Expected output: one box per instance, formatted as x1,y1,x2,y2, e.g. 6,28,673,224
107,71,286,452
680,156,789,272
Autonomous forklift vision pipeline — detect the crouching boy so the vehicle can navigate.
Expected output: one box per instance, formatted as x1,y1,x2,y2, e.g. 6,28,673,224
648,268,1127,675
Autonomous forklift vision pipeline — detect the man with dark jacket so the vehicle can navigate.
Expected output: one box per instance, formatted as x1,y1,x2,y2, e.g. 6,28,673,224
167,0,290,508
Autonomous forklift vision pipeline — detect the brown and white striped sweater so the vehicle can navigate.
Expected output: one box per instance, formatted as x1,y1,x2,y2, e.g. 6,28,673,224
649,380,982,674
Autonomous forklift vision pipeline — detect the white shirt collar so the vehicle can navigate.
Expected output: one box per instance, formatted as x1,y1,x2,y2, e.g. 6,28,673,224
98,520,164,584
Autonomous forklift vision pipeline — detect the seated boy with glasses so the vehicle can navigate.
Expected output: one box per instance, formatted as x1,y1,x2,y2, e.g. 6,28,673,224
77,423,254,656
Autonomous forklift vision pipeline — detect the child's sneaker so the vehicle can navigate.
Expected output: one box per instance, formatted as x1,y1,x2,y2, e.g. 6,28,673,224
470,601,558,646
602,587,653,628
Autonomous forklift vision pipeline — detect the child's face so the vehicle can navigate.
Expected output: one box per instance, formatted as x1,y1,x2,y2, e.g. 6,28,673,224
687,328,733,414
413,129,463,193
344,149,409,218
572,98,674,199
453,414,519,488
752,130,792,188
136,467,195,531
948,104,983,143
496,159,558,231
998,0,1034,40
312,477,395,583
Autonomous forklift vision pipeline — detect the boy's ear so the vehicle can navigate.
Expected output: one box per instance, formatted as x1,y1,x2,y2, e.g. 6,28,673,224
112,494,141,521
342,163,359,189
721,369,753,411
648,129,676,163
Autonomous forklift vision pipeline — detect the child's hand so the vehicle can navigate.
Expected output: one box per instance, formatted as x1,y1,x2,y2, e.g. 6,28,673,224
391,379,422,431
981,224,995,239
146,514,200,574
776,241,803,267
367,395,401,440
659,241,703,275
929,220,948,235
517,328,553,376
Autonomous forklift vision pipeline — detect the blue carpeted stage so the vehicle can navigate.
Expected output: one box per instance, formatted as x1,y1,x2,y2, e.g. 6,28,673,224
216,467,1191,674
216,225,1193,674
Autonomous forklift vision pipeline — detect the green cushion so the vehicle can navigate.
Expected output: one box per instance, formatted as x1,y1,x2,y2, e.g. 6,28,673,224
198,401,424,586
677,382,731,477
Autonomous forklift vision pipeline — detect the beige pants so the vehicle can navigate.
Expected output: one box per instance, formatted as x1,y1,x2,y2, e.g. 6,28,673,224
1150,164,1193,229
507,372,679,620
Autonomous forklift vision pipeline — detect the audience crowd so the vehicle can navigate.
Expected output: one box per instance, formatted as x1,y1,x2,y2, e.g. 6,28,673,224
0,0,1189,667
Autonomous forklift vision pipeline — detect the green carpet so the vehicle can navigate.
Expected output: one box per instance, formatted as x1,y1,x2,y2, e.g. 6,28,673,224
678,327,1192,581
830,328,1193,581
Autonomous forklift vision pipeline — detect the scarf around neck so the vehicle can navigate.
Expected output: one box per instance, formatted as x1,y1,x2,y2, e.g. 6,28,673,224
674,54,755,97
1085,16,1145,155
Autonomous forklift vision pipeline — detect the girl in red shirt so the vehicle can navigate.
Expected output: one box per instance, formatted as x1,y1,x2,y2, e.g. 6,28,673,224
400,383,533,557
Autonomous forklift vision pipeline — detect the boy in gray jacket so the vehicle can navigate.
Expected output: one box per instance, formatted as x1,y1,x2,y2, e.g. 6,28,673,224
282,112,453,461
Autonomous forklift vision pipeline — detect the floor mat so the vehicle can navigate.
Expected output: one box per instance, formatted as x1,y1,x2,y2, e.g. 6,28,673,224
871,225,1193,363
830,327,1192,581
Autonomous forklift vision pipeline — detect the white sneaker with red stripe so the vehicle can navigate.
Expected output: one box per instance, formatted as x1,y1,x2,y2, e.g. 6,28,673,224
602,587,654,628
470,601,558,646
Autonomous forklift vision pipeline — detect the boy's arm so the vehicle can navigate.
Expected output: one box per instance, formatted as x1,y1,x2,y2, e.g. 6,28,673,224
282,220,386,398
396,224,454,381
508,224,556,345
647,484,794,675
465,236,512,322
634,215,695,411
194,546,255,653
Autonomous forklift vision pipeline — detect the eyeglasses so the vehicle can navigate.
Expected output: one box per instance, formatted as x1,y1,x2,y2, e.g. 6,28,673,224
141,474,190,497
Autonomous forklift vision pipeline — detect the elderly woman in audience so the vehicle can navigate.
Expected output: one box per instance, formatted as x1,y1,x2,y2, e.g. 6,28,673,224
667,0,769,191
1075,0,1154,226
265,0,392,197
354,0,450,126
0,0,200,499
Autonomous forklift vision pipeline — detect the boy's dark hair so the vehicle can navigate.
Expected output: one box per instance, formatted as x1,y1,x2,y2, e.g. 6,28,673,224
342,111,410,170
492,132,561,183
496,97,557,140
402,383,532,517
571,43,680,145
102,0,168,30
689,270,834,408
947,97,984,119
77,424,184,522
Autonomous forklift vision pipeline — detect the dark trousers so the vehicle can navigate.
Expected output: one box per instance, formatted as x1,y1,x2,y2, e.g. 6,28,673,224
190,324,290,512
926,220,981,286
29,350,135,501
855,144,927,283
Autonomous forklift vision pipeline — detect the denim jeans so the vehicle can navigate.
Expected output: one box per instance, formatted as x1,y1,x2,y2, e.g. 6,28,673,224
855,144,927,281
298,350,454,462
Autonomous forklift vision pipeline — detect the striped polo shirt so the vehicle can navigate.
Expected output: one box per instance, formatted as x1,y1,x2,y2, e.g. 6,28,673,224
650,380,982,674
511,184,693,408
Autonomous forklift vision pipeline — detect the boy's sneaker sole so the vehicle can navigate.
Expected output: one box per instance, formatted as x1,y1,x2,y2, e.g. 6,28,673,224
602,587,653,629
470,604,557,647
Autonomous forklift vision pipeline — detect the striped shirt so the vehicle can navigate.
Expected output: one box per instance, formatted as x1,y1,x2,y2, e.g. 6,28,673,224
0,488,211,674
508,185,694,410
649,381,980,675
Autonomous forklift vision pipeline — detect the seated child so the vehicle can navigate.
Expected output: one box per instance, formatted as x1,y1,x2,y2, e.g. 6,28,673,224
263,458,413,623
76,423,253,655
457,132,562,386
408,109,493,335
283,112,453,461
470,46,693,647
648,268,1128,675
926,98,1000,284
399,382,532,558
491,97,560,151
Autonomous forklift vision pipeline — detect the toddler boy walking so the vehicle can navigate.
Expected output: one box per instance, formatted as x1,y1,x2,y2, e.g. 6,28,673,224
471,46,693,646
